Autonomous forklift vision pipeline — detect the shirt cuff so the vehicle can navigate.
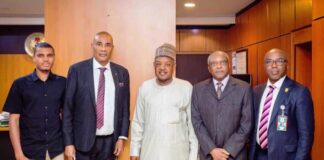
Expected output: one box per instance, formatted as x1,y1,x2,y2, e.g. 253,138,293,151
118,136,128,140
130,146,140,157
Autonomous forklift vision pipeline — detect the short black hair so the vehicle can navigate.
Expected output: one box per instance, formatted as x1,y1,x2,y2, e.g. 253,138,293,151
33,42,55,55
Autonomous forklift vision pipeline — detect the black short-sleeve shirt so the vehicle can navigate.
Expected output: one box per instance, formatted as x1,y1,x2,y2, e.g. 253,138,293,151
3,70,66,160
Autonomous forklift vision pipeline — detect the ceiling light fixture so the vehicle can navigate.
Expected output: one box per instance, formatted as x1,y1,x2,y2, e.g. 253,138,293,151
184,2,196,8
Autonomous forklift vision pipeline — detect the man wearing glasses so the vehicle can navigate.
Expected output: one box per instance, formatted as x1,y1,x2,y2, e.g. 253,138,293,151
191,51,253,160
249,48,314,160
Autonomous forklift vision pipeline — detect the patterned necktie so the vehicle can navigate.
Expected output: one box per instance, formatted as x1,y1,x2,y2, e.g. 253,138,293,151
258,85,275,149
216,82,223,99
96,67,106,129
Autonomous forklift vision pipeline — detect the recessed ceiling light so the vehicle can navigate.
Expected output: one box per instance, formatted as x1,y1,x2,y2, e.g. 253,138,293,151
184,2,196,8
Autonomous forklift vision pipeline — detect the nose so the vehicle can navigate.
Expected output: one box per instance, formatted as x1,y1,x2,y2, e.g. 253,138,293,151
271,61,278,67
216,62,222,68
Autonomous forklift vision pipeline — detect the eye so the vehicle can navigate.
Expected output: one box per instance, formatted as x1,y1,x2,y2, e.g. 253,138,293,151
96,42,102,47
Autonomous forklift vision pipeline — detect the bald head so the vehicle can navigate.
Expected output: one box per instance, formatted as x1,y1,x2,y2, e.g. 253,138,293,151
265,48,287,61
264,48,288,84
93,31,113,44
207,51,230,65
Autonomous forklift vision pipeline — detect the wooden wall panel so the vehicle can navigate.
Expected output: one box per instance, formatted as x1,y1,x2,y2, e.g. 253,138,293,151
0,54,34,111
179,29,206,52
176,30,180,51
292,26,312,45
280,0,295,34
295,0,312,29
205,30,226,51
45,1,176,159
311,18,324,160
247,45,258,86
294,43,312,90
313,0,324,20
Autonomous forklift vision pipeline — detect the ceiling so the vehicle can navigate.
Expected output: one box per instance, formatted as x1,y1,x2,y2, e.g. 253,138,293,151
176,0,255,25
0,0,255,25
0,0,43,17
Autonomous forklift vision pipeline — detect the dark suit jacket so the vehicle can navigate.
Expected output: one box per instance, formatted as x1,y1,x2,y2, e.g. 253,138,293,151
191,77,253,160
63,58,130,152
249,77,314,160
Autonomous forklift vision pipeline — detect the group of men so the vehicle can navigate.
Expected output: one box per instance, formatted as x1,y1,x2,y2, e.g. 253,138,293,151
3,31,314,160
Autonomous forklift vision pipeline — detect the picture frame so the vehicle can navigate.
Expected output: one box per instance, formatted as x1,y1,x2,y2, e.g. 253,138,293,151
232,49,248,74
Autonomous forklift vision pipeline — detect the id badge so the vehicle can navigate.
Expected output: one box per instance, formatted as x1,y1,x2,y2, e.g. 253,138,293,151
277,105,288,131
277,115,288,131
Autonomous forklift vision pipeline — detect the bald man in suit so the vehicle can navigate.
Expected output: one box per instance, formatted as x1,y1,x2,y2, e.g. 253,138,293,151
63,31,130,160
249,48,314,160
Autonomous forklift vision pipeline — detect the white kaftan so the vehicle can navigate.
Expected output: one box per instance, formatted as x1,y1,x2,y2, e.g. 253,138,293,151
130,78,198,160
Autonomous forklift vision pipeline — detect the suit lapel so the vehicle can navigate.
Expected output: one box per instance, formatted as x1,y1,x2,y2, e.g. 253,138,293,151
110,63,120,106
255,84,266,127
269,77,293,127
206,78,218,99
219,77,235,100
87,59,96,108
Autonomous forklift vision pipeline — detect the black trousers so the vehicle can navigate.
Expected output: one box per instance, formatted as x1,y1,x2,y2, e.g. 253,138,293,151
255,145,268,160
76,134,115,160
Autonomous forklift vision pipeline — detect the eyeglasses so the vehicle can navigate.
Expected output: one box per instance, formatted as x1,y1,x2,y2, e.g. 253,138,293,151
264,59,287,66
209,60,228,67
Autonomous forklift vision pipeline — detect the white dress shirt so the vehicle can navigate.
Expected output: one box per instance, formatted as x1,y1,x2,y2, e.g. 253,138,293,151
93,58,115,136
256,76,286,144
212,74,230,92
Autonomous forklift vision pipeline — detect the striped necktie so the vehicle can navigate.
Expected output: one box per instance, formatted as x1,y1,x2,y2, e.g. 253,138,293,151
216,82,223,99
258,85,275,149
96,67,106,129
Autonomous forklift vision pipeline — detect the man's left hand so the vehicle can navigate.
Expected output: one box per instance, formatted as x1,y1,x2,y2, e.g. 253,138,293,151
114,139,125,156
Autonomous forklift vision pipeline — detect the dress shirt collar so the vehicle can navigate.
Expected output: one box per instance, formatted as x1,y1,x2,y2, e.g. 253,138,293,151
93,58,111,71
212,74,230,88
266,75,286,89
31,69,56,82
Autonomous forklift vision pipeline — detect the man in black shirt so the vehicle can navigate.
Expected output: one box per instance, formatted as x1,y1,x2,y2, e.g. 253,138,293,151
3,42,66,160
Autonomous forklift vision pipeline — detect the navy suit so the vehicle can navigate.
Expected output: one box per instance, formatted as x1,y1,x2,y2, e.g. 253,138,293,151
63,59,130,153
249,77,314,160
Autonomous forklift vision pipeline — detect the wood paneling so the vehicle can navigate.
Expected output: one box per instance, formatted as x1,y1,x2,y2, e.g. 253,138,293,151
205,30,227,51
247,45,258,86
294,43,312,90
0,54,34,111
313,0,324,20
292,26,312,45
46,1,175,159
311,18,324,160
179,29,206,52
280,0,295,34
295,0,312,29
176,30,180,51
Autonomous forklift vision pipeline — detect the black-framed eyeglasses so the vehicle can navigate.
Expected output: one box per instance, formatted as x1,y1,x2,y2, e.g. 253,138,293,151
264,59,287,66
209,60,228,67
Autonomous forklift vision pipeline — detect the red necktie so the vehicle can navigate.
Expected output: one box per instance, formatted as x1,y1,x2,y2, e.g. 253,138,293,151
96,67,106,129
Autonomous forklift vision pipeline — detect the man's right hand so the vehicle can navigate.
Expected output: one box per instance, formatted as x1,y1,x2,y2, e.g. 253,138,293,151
210,148,229,160
130,156,139,160
65,145,76,160
15,153,29,160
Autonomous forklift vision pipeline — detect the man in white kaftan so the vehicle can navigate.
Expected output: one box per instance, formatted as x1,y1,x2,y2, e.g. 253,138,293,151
130,43,198,160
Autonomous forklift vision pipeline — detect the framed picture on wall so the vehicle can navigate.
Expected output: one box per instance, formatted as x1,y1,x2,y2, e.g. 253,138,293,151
232,49,248,74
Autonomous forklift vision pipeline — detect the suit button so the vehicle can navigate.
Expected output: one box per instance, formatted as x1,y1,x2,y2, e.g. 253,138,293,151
45,106,48,109
44,94,47,96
